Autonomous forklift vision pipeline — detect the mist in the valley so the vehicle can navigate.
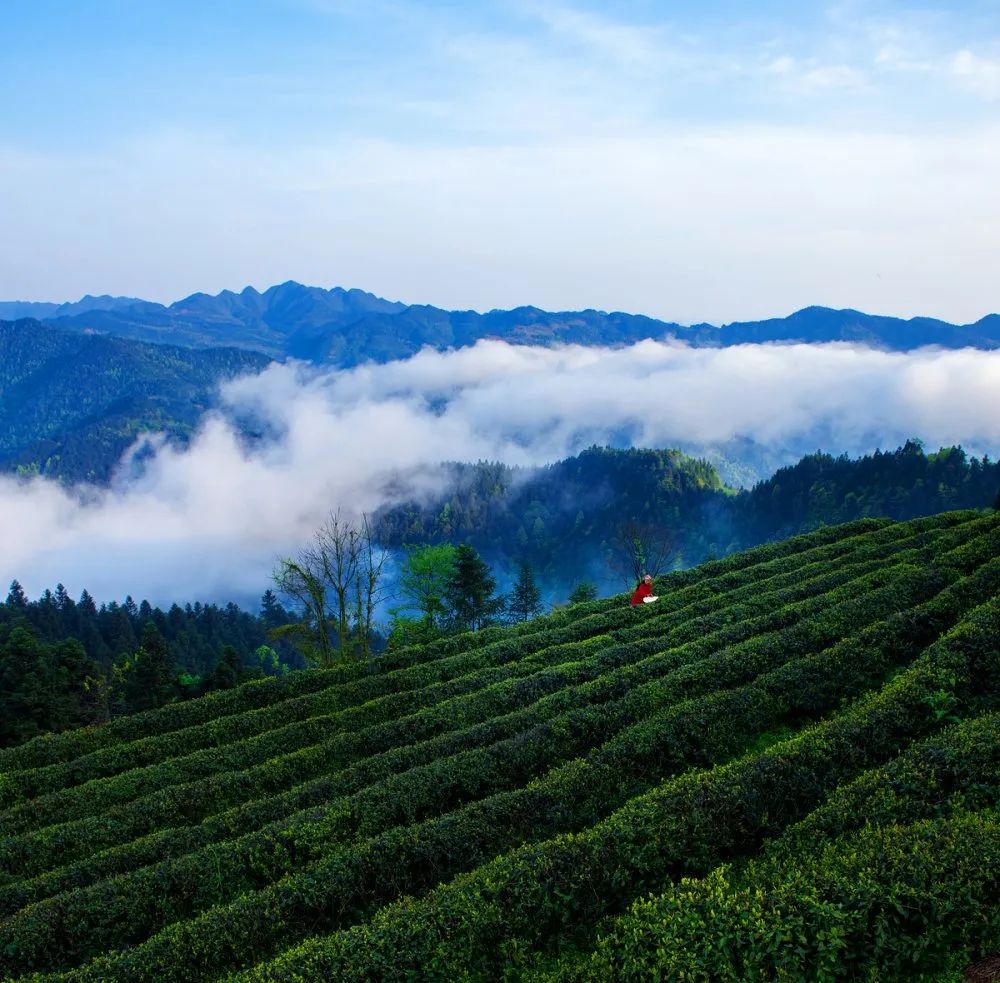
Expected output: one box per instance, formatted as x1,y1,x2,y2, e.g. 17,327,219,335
2,339,998,608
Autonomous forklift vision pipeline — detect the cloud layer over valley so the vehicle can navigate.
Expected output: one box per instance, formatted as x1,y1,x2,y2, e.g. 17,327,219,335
2,339,999,606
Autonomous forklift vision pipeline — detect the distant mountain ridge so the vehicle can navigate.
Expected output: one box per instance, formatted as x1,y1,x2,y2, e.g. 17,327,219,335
5,281,998,364
0,295,145,321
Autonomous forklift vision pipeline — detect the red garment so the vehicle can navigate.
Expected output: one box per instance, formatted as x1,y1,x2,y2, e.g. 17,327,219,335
630,581,652,606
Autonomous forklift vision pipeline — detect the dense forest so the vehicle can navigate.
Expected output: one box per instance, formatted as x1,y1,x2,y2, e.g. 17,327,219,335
376,441,1000,588
376,446,724,587
728,441,1000,540
0,584,298,671
0,587,299,747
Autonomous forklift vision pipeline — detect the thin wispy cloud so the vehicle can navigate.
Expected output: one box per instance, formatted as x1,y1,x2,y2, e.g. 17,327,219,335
826,7,1000,102
528,3,673,74
951,49,1000,100
763,55,868,92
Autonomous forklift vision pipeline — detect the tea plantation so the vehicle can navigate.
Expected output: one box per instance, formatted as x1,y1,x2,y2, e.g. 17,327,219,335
1,510,998,981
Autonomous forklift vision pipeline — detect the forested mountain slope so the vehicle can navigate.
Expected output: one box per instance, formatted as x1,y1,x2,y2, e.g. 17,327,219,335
376,443,1000,584
0,510,997,981
0,318,268,482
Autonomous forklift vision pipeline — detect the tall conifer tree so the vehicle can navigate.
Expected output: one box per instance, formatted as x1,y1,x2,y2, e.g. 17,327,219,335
124,622,175,711
509,561,542,621
211,645,243,691
445,545,503,631
6,580,27,609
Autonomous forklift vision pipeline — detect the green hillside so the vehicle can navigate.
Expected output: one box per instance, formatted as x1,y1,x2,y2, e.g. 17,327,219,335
0,318,269,482
0,511,998,981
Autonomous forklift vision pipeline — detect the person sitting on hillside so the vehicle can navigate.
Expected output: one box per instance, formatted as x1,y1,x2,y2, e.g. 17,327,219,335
630,574,659,606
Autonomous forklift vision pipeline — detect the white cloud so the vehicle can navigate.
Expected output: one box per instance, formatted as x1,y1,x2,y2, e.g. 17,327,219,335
857,19,1000,101
764,55,867,91
1,340,998,606
528,3,669,73
951,49,1000,100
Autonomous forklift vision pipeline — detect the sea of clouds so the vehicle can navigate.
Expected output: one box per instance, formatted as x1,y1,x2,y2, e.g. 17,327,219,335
2,339,999,606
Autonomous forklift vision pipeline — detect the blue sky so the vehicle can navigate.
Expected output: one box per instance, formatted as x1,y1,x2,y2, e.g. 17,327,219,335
1,0,998,321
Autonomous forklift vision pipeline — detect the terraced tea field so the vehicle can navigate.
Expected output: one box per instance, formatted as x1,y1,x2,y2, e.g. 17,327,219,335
1,510,998,981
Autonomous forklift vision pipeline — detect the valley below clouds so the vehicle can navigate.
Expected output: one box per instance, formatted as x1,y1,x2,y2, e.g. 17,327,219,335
3,339,999,605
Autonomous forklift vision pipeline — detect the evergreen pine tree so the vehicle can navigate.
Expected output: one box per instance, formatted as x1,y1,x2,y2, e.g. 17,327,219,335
124,622,175,712
49,639,108,730
6,580,27,609
111,607,138,658
35,589,62,640
260,589,285,628
445,545,502,632
78,589,98,617
0,627,46,745
73,589,111,665
509,561,542,621
211,645,243,690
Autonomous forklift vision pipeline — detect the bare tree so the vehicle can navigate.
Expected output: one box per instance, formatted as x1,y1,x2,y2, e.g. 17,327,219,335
317,510,360,658
607,519,674,588
272,509,388,668
352,513,390,664
271,549,336,669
